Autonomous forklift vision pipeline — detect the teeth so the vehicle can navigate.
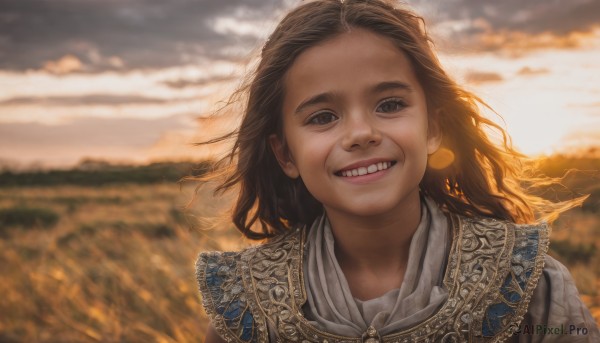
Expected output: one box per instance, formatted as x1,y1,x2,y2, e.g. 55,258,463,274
340,162,392,177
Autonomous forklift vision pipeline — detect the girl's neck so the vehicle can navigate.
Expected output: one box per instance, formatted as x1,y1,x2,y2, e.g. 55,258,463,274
324,192,423,290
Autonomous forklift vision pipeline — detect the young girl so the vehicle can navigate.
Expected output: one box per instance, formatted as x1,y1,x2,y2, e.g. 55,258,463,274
196,0,599,342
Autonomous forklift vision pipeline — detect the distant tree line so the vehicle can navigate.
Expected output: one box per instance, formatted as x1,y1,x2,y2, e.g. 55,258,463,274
0,160,211,187
0,155,598,212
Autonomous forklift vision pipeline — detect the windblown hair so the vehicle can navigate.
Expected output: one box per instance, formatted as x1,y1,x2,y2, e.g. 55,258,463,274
196,0,582,240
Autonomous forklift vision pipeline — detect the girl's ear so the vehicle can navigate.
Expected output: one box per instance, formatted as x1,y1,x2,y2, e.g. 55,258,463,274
269,134,300,179
427,110,443,154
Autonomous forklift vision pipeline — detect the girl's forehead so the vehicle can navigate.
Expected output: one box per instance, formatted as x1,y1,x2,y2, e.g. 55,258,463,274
282,28,421,107
289,28,414,77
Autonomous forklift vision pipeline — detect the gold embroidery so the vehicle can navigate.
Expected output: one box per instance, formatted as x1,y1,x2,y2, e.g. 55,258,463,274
200,214,548,343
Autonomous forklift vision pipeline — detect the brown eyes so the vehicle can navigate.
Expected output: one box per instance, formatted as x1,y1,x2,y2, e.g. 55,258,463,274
306,98,407,125
307,111,338,125
376,98,407,113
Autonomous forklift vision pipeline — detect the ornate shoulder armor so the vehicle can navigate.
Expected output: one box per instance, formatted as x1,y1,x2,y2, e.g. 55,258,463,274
477,218,550,340
196,250,262,342
197,217,549,343
196,229,301,342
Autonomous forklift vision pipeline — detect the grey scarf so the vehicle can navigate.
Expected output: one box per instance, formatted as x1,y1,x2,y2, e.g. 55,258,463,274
302,196,450,336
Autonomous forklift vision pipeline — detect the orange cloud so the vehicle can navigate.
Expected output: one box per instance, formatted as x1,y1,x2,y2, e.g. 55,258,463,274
517,66,550,76
146,113,238,162
448,28,599,56
464,71,503,84
42,54,83,74
480,30,589,55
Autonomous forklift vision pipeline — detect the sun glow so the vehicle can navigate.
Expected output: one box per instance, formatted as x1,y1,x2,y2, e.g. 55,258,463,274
440,42,600,156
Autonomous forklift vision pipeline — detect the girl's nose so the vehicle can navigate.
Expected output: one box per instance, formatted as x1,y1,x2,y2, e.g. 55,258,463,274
341,115,382,151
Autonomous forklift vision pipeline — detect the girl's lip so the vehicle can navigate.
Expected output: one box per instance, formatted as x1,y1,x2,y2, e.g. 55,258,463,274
335,158,396,174
337,162,395,184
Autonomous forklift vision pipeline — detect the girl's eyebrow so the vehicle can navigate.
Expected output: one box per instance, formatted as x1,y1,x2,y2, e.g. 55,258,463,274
295,93,335,115
294,81,413,115
372,81,413,94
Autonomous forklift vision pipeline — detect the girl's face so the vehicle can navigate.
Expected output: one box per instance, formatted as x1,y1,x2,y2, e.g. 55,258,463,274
271,28,441,220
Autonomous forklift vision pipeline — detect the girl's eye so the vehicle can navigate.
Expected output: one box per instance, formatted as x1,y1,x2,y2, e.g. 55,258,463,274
307,111,338,125
376,98,407,113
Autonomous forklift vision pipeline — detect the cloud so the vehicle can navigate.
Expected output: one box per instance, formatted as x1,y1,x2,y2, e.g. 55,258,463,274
464,71,503,84
0,114,197,166
470,30,592,55
568,102,600,108
417,0,600,54
2,0,599,74
43,54,84,74
0,0,600,74
517,66,550,76
418,0,600,35
162,75,237,89
0,115,192,148
0,94,190,106
0,0,289,73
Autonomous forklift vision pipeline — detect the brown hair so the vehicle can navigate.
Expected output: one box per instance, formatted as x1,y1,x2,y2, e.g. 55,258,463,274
196,0,583,240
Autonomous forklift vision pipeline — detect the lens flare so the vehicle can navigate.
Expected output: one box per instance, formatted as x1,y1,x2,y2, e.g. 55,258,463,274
428,147,455,170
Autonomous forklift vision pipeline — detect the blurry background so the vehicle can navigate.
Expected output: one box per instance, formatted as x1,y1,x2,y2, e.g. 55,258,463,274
0,0,599,341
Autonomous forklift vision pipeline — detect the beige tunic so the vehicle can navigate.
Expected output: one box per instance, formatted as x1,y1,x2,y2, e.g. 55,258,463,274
510,256,599,342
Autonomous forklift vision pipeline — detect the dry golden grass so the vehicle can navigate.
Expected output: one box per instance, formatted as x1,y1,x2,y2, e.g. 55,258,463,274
550,211,600,325
0,183,247,342
0,182,598,341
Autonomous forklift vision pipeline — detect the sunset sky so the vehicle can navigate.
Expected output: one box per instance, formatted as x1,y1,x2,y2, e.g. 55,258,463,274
1,0,599,168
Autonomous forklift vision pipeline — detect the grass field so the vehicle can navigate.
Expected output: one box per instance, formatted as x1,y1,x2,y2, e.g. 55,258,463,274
0,182,247,342
0,164,599,341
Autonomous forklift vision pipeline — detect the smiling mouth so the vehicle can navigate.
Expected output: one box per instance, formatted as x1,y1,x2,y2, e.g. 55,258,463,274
336,161,396,177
